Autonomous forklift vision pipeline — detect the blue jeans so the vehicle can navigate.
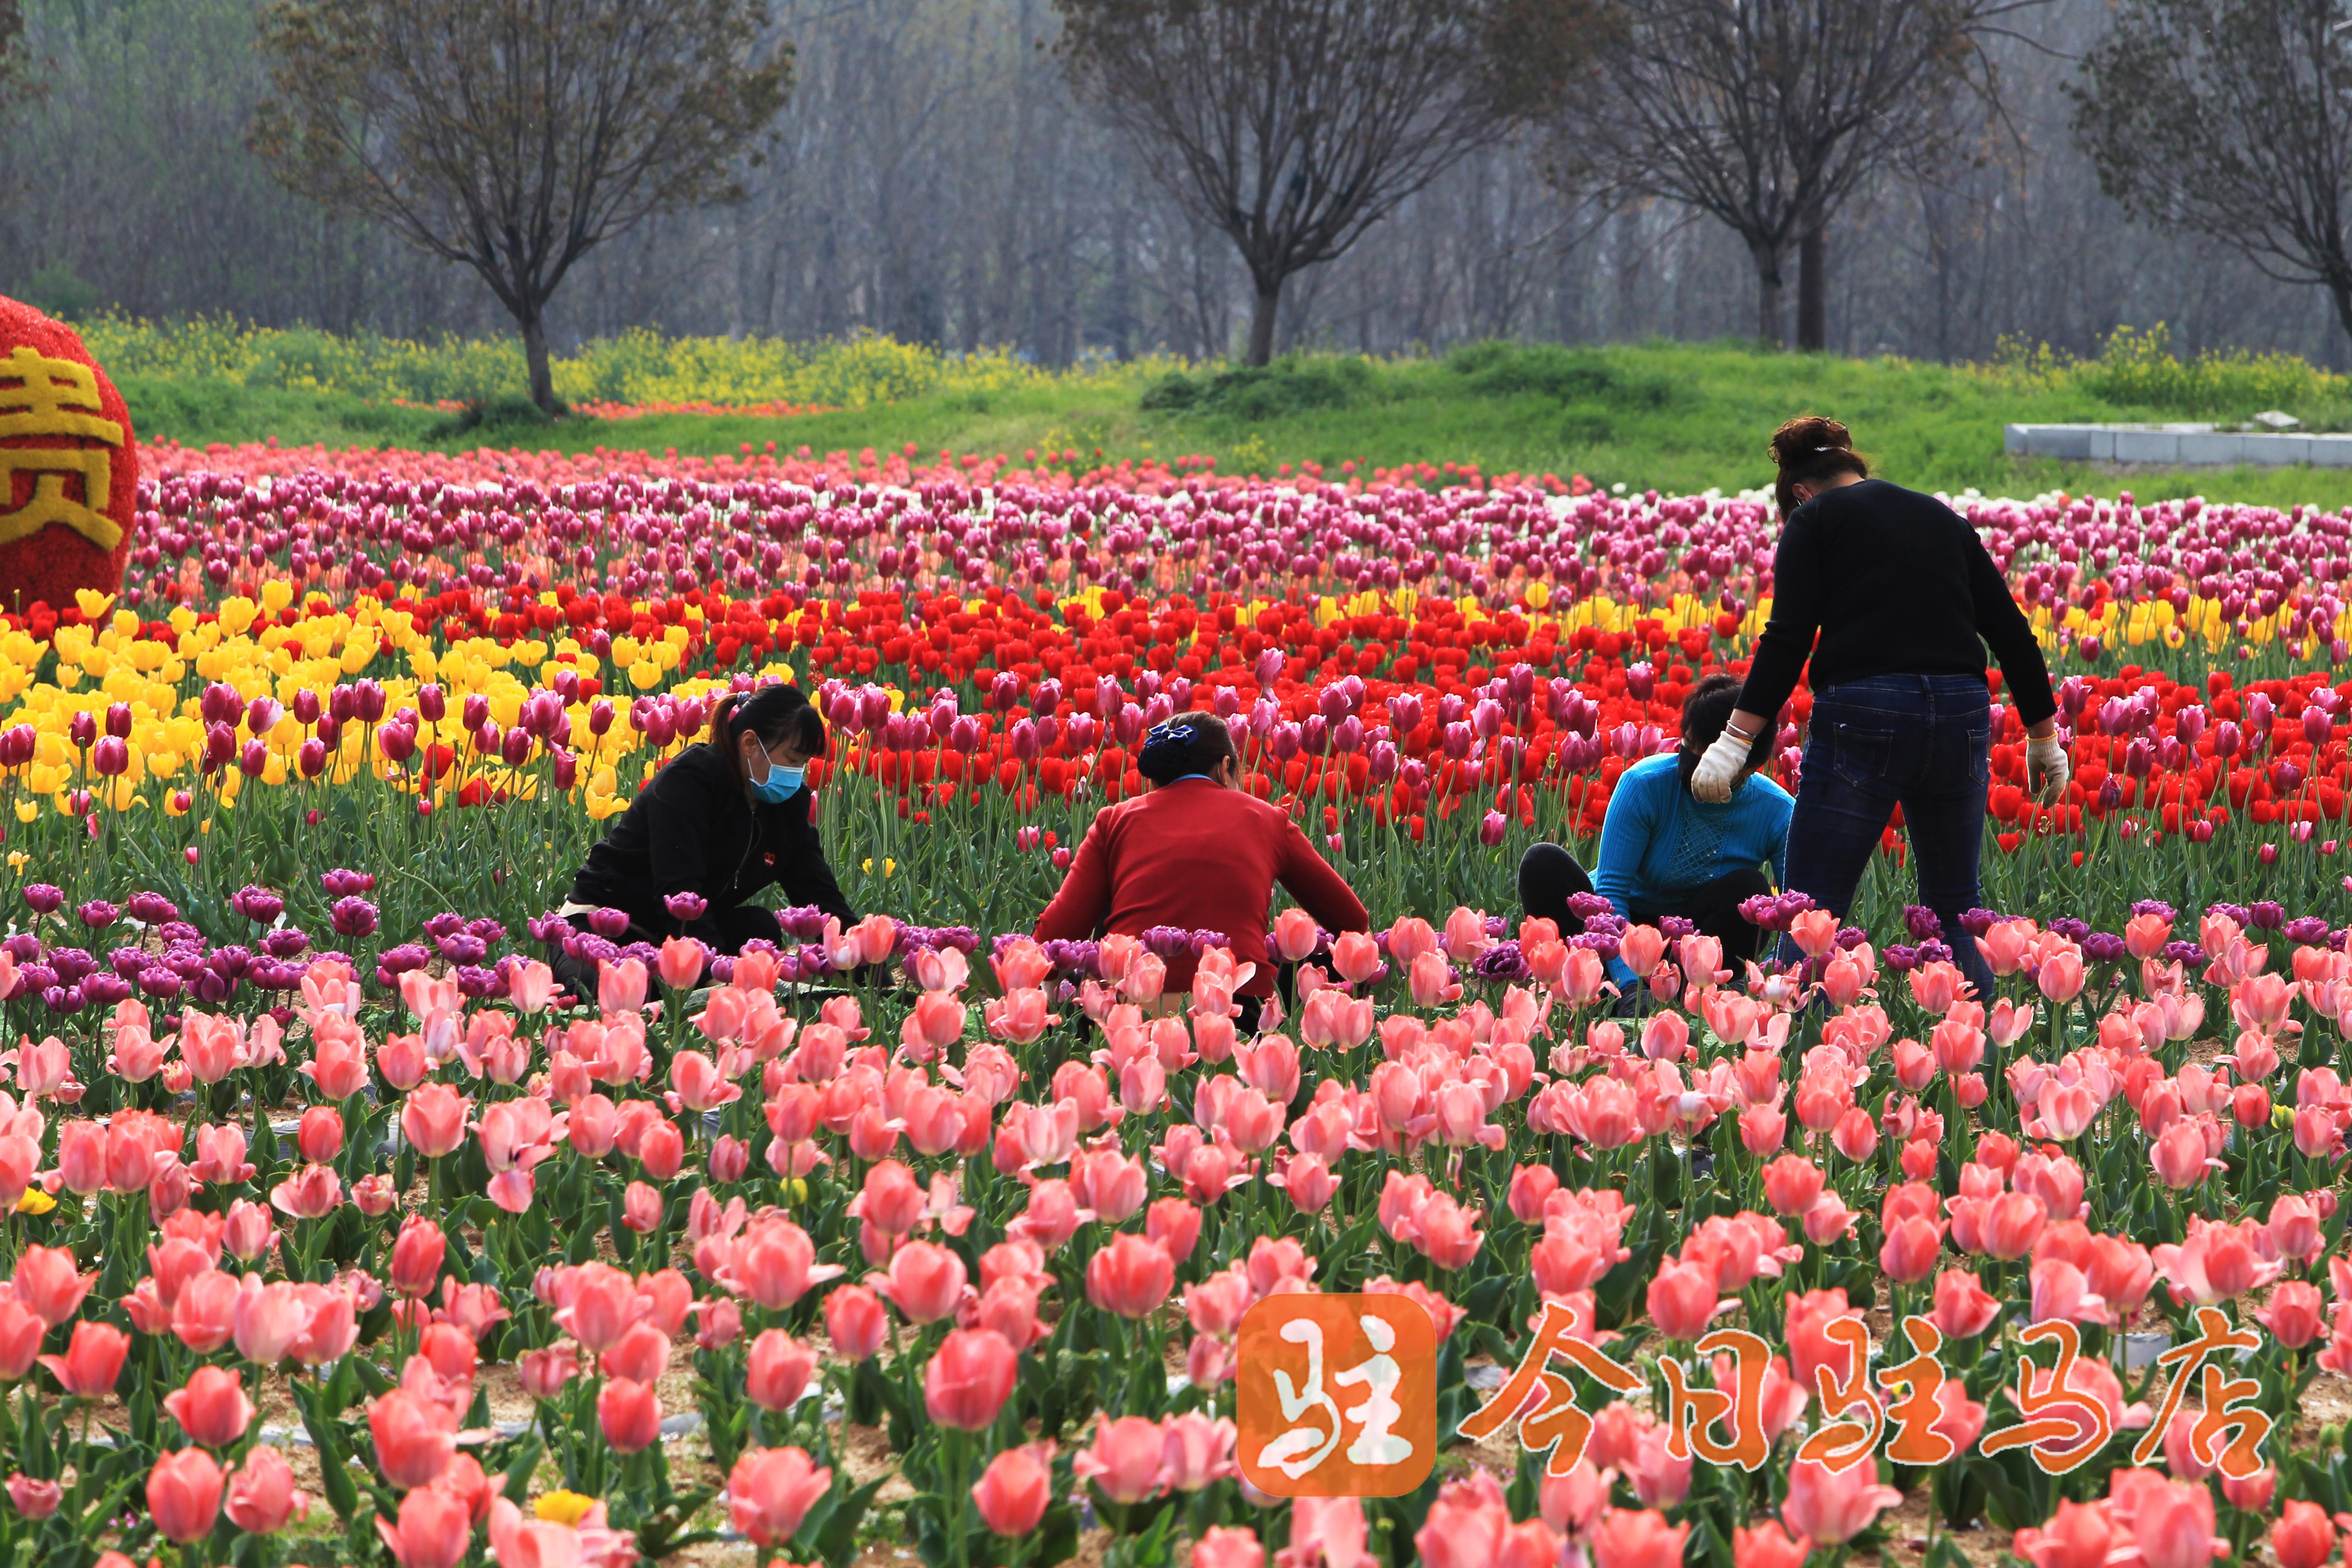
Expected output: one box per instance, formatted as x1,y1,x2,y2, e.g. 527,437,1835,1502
1781,674,1998,1002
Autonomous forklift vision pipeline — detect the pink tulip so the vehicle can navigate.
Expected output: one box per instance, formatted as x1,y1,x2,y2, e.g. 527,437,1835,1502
1781,1458,1902,1544
4,1473,58,1519
163,1365,256,1447
39,1321,127,1396
401,1083,471,1159
1075,1414,1166,1504
1592,1508,1690,1568
726,1445,832,1547
374,1482,472,1568
1086,1232,1176,1319
747,1329,815,1412
369,1389,455,1489
925,1328,1018,1431
146,1448,224,1544
598,1376,661,1452
225,1444,305,1534
971,1441,1056,1535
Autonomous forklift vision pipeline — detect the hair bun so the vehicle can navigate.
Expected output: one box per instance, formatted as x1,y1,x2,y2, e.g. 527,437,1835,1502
1770,416,1852,467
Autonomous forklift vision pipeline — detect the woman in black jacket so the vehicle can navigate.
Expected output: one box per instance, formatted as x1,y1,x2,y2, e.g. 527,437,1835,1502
549,682,856,999
1688,416,2066,1001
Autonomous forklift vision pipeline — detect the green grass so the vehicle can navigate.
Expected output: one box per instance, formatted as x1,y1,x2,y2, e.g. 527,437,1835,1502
116,338,2352,507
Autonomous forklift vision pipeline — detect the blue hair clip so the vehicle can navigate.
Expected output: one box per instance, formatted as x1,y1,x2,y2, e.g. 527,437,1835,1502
1142,720,1200,753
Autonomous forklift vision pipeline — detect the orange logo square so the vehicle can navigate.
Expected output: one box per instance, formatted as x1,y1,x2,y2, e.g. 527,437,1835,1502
1235,1293,1436,1498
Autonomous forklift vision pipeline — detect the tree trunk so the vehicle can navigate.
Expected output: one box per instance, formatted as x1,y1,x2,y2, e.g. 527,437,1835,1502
1751,239,1785,348
523,309,557,414
1797,223,1827,352
2328,265,2352,349
1246,277,1283,366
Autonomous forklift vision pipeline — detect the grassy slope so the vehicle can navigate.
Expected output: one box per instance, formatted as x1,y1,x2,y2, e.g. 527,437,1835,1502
118,341,2352,506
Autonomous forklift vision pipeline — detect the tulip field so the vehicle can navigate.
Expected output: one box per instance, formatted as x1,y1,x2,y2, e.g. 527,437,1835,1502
1,432,2351,1568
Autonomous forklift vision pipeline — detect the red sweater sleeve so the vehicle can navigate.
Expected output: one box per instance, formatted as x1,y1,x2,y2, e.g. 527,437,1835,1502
1271,815,1370,933
1033,806,1118,943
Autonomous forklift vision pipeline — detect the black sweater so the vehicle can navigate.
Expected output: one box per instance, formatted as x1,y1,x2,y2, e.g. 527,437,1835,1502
1736,479,2058,727
566,743,856,943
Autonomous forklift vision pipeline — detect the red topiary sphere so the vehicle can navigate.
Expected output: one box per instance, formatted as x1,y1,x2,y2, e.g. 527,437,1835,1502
0,295,138,615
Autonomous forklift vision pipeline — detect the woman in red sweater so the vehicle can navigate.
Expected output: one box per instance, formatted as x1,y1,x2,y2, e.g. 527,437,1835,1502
1032,714,1369,1029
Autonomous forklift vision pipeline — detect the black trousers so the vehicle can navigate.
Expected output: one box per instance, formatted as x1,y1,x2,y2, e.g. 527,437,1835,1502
548,904,785,1002
1517,843,1771,970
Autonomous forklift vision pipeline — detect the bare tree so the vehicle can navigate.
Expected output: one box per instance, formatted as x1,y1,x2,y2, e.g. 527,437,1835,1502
1051,0,1578,365
2072,0,2352,344
250,0,792,411
1525,0,2024,349
0,0,38,120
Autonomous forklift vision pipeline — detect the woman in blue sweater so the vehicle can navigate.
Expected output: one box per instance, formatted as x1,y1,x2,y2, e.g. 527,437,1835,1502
1520,672,1792,988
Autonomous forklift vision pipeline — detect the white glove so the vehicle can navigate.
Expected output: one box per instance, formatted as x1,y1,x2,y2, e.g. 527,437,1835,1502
2027,733,2070,802
1690,730,1751,803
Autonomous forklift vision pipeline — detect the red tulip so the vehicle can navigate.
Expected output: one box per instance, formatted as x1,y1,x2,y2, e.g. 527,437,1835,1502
2271,1500,2339,1568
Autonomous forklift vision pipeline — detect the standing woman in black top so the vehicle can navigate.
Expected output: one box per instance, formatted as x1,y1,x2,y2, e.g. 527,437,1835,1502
548,681,857,1000
1689,417,2067,1001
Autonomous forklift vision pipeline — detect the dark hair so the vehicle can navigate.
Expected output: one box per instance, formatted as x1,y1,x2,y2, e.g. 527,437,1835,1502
1770,415,1869,517
1138,713,1239,785
1677,672,1774,790
711,683,826,784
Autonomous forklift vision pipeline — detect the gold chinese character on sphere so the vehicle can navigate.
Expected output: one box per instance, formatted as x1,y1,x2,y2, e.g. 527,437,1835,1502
0,344,127,552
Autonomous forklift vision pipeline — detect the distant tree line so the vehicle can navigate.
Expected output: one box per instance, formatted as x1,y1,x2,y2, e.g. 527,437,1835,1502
2,0,2350,400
